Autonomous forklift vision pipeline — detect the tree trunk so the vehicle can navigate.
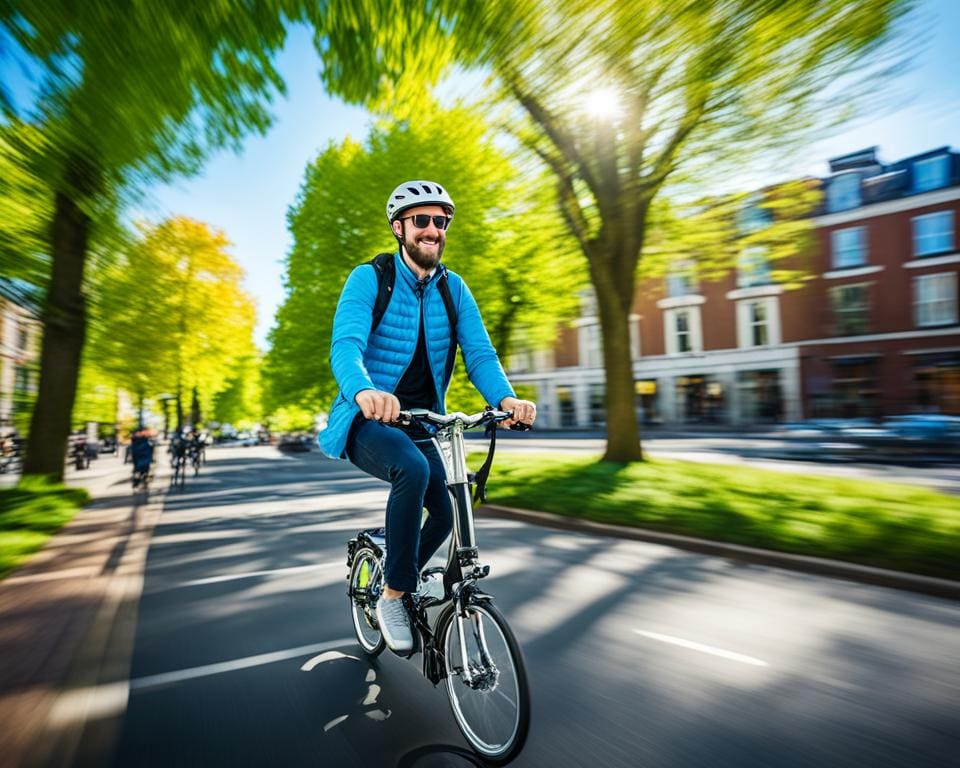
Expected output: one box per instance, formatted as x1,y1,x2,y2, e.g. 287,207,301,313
595,279,644,462
22,173,94,480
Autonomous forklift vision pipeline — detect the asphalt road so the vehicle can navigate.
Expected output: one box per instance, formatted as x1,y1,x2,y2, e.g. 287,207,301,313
112,446,960,768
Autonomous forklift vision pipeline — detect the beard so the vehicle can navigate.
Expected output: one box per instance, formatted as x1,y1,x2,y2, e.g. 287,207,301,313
403,232,445,271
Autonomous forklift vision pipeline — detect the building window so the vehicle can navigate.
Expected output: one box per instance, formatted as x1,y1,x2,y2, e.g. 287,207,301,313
666,262,698,297
914,273,958,327
588,383,605,427
827,173,861,213
736,195,772,235
579,322,602,368
750,302,769,346
831,226,867,269
912,211,955,257
676,310,692,352
737,246,772,288
737,297,780,348
829,284,869,336
664,307,702,354
579,288,597,318
17,324,29,351
912,155,950,193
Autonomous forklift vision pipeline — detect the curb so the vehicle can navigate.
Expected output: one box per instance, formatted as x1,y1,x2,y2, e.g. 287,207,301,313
478,504,960,601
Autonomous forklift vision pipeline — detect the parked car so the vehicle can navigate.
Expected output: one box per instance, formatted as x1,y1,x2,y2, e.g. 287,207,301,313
277,433,312,452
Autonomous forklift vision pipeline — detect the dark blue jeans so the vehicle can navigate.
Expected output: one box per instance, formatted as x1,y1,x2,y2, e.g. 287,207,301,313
346,418,453,593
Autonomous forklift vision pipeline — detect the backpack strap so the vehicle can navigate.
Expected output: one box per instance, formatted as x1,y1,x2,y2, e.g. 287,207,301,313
436,265,459,383
369,252,396,333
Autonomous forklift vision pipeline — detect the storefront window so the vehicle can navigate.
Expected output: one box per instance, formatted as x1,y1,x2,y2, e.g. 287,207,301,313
737,370,784,422
588,383,606,428
555,386,577,428
829,358,880,419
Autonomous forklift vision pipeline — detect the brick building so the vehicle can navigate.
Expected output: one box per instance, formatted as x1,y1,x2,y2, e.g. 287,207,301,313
507,145,960,428
0,296,41,433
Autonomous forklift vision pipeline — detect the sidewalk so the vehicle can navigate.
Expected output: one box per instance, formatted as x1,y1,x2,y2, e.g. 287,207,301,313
0,456,165,768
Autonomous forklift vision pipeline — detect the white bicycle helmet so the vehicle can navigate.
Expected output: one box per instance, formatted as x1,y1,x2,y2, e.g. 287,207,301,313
385,180,455,223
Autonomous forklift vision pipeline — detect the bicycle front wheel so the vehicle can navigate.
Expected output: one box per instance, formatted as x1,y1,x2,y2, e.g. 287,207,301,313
348,546,386,656
442,600,530,764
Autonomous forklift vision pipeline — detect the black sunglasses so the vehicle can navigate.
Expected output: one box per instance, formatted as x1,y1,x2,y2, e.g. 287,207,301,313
400,214,451,230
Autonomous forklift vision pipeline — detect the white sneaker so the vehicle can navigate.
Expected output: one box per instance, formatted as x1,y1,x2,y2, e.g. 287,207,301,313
376,596,413,653
417,573,445,603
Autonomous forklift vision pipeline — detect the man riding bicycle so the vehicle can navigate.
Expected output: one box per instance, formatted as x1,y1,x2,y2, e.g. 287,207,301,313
319,180,536,654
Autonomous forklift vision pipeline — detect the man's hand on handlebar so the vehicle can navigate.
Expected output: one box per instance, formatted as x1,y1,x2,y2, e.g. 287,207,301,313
355,389,401,423
499,397,536,430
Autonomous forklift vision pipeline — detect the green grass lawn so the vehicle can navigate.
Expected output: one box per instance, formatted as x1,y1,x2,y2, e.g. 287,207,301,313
0,479,89,580
480,453,960,580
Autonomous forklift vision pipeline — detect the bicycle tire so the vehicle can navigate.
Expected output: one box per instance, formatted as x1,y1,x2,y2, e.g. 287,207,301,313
348,545,386,657
439,599,530,764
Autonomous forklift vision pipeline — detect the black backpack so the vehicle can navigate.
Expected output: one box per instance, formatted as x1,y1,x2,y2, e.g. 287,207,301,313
368,252,459,382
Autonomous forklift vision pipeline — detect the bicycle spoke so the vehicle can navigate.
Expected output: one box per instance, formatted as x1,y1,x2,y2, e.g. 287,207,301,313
443,601,529,762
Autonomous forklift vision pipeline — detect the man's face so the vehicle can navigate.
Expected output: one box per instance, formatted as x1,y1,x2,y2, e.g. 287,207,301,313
392,204,449,271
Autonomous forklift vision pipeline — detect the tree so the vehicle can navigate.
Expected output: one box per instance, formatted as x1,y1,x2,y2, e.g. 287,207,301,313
309,0,916,461
265,103,583,416
84,217,256,429
211,353,263,429
1,3,295,479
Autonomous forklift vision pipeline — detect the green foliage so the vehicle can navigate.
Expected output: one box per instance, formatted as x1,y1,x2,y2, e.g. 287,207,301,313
266,103,583,415
483,453,960,579
265,404,317,433
1,2,297,196
83,217,257,419
0,123,52,305
212,353,264,426
0,478,89,580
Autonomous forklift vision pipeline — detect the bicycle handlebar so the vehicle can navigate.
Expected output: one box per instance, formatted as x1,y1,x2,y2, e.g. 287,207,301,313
397,408,531,432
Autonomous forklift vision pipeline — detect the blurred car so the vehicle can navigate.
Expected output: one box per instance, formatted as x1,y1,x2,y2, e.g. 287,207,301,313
277,433,312,453
235,431,259,446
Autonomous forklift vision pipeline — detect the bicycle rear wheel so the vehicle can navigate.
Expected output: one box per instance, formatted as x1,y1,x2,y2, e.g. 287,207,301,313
441,600,530,764
348,546,386,656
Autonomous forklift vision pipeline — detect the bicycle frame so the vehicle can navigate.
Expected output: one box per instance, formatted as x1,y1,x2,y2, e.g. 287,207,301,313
347,409,509,684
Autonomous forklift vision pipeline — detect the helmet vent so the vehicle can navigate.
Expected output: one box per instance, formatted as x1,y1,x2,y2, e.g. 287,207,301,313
406,186,421,195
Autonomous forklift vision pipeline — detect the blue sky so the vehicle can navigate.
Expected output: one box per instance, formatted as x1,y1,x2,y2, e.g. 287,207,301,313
6,3,959,348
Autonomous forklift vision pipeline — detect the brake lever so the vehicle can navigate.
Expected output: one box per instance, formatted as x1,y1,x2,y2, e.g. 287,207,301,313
509,422,532,432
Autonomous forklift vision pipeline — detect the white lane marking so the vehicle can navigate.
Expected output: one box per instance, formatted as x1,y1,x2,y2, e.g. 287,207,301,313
129,638,355,691
634,630,769,667
300,649,362,672
155,562,342,591
324,715,350,732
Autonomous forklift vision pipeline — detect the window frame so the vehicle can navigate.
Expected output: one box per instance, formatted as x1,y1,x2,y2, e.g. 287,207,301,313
827,172,862,213
829,283,870,336
912,210,955,258
830,226,868,270
912,155,950,194
914,272,958,327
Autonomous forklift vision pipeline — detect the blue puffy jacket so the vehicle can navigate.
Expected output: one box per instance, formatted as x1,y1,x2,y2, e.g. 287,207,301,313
318,251,515,459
